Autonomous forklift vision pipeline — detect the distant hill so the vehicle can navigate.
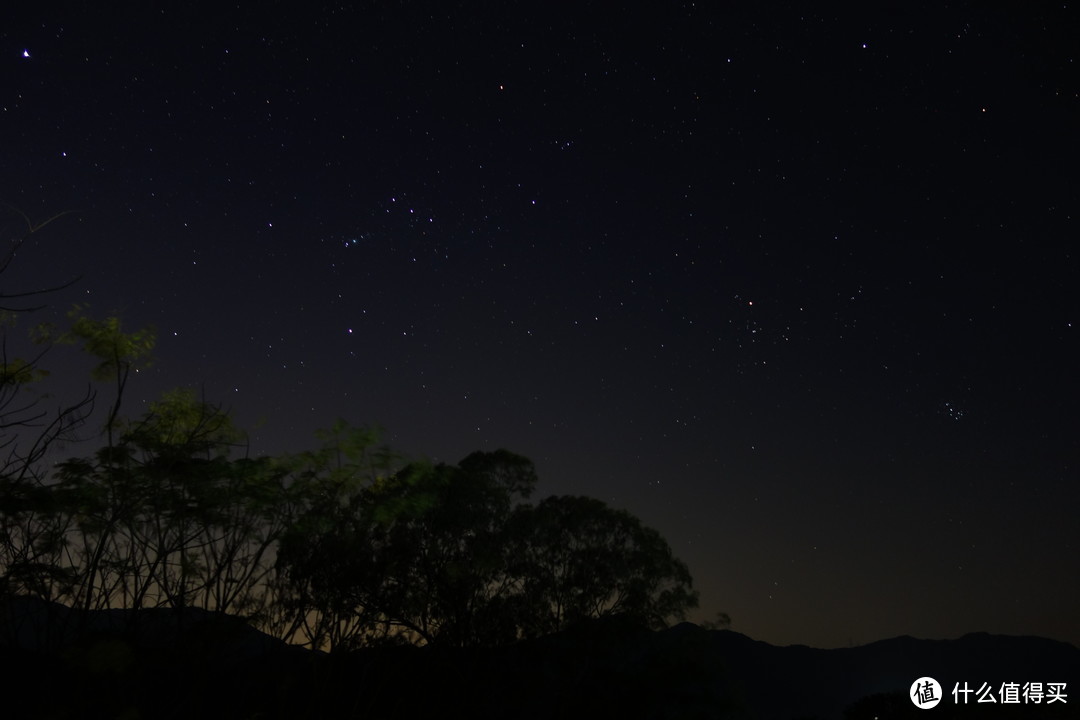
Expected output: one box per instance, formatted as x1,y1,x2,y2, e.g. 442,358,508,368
689,625,1078,719
1,598,1076,719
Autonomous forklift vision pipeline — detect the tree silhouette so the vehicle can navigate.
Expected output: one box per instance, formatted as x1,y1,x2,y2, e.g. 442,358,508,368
277,450,698,648
275,449,533,649
0,210,94,609
360,450,537,647
45,390,290,622
506,495,699,637
268,420,403,649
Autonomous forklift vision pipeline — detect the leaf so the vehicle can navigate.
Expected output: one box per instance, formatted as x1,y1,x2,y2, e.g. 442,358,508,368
59,304,155,381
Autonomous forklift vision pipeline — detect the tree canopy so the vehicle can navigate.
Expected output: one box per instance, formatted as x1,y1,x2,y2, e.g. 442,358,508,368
507,495,699,636
275,451,699,649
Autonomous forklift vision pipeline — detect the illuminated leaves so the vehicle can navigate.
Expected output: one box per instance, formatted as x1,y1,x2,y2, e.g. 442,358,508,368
55,305,155,382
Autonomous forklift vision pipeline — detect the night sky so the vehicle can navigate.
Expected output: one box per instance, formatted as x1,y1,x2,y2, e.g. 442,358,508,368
3,3,1077,649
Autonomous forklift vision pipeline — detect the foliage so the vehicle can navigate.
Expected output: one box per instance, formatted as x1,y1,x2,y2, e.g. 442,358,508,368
2,374,292,633
5,391,701,651
52,305,156,383
265,420,403,649
46,391,292,620
366,451,537,647
507,495,699,636
276,451,698,649
123,387,243,455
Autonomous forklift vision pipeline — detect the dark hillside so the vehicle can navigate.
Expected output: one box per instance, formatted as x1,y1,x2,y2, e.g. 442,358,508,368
2,601,1076,719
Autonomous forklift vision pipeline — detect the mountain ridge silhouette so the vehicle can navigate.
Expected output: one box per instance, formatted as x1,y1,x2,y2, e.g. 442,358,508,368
2,597,1076,719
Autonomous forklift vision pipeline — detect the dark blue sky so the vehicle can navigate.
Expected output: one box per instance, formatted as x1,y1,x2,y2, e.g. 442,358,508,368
3,3,1077,648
